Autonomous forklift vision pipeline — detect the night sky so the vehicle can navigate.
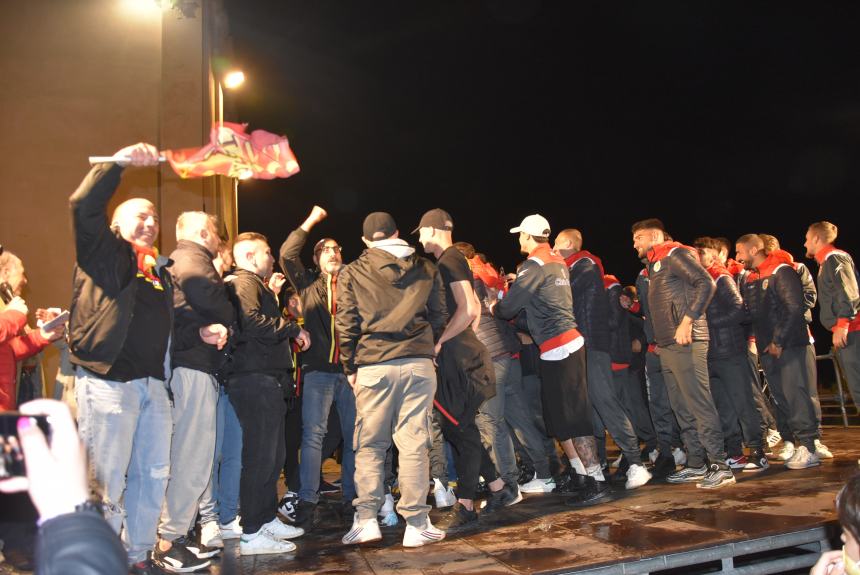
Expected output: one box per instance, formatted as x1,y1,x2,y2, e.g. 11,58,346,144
224,1,860,347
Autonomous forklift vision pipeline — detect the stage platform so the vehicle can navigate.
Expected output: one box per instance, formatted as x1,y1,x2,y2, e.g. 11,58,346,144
200,426,858,575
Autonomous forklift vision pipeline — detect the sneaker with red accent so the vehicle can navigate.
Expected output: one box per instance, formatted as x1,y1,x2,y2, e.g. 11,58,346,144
726,455,748,470
402,518,446,547
742,451,769,473
341,514,382,545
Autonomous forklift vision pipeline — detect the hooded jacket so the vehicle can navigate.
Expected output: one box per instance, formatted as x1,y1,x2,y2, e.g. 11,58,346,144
742,250,812,353
645,242,715,348
335,242,447,375
704,262,747,360
814,245,860,333
565,251,610,353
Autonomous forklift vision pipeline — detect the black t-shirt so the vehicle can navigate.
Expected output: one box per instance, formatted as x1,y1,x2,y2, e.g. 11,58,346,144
437,246,473,319
106,274,171,382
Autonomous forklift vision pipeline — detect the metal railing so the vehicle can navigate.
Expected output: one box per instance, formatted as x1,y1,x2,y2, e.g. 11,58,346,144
815,349,851,428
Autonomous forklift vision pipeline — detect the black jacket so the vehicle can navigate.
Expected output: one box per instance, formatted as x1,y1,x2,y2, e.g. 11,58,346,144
815,247,860,331
645,243,714,348
473,278,520,359
742,256,811,353
335,244,446,375
36,511,127,575
567,253,610,353
635,267,656,345
227,269,301,376
68,163,174,377
606,280,632,365
705,272,747,360
279,228,342,374
169,240,235,373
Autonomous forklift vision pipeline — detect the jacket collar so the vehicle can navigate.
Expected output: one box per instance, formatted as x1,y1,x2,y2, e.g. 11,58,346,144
564,250,605,276
528,243,565,265
814,244,843,265
755,249,796,279
646,241,696,263
706,261,731,280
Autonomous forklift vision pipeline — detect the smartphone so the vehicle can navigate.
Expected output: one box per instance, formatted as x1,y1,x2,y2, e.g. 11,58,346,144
40,310,70,332
0,412,51,479
0,282,13,305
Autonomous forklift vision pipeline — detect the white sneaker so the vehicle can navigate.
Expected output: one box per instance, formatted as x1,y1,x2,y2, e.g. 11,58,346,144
778,441,796,461
814,439,833,459
402,518,446,548
240,530,296,555
766,428,782,447
647,449,659,464
200,521,224,548
785,445,820,470
342,513,382,545
520,474,556,493
219,516,242,540
261,517,304,541
378,493,399,526
625,464,652,490
433,478,456,509
672,447,687,467
609,453,624,468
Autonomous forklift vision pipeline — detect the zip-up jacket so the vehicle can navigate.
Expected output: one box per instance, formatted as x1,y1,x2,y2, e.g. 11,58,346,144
68,163,174,377
645,242,714,348
565,251,610,353
227,269,301,376
704,262,747,360
170,240,235,373
742,250,811,353
605,275,631,365
494,244,581,354
335,245,447,376
815,245,860,333
635,266,657,345
279,228,342,373
473,275,520,359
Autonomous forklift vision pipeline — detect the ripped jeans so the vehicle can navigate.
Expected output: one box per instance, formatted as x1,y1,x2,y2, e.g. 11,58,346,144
75,367,172,564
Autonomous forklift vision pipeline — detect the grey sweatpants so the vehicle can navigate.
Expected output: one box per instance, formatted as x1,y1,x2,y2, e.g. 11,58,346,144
759,345,819,451
588,349,642,464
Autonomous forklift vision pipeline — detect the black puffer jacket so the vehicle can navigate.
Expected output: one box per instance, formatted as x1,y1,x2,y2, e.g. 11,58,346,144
742,253,811,353
635,267,656,345
796,262,817,324
335,243,447,375
606,279,632,365
227,269,301,376
645,243,715,348
474,279,520,358
705,272,747,360
567,252,610,353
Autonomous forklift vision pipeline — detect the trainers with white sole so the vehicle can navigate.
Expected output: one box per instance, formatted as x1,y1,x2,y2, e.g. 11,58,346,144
625,464,652,490
778,441,796,461
402,518,446,548
200,521,223,548
785,445,820,470
814,439,833,459
219,516,242,540
520,474,556,494
261,517,304,541
672,447,687,467
766,428,782,447
342,514,382,545
240,530,296,555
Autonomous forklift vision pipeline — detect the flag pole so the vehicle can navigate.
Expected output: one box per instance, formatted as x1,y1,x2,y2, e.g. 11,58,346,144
88,155,168,165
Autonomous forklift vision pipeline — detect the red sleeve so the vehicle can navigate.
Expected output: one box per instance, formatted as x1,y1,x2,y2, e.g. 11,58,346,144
0,310,27,342
8,329,51,361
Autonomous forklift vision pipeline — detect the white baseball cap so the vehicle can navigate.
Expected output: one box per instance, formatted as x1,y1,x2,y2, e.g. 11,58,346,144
509,214,551,238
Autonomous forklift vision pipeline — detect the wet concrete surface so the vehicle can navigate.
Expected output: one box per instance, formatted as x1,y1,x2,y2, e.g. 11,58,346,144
2,427,856,574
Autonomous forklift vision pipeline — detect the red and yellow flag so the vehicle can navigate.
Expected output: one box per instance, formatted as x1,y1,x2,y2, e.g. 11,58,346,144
164,122,300,180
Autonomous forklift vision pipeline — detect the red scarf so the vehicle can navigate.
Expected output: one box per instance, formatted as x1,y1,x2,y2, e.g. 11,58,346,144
706,261,731,281
603,274,620,290
564,250,605,276
646,241,697,263
755,249,796,279
469,256,506,290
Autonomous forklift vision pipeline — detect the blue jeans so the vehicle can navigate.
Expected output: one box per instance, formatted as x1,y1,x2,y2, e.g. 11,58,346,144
298,371,356,504
75,368,172,564
198,385,242,525
475,355,520,487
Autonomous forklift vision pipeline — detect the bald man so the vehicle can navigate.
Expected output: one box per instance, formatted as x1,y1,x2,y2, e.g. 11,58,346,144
69,144,218,572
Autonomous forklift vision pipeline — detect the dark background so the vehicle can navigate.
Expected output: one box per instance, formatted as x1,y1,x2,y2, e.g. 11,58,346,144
224,1,860,355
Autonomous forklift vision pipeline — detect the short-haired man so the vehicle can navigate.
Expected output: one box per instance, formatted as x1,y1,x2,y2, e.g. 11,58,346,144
416,209,520,528
631,218,734,489
805,221,860,415
736,234,823,469
336,212,447,547
279,205,356,526
152,212,232,569
494,215,611,506
227,232,308,554
553,229,652,490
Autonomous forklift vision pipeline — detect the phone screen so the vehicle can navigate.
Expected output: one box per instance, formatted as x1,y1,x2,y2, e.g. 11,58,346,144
0,413,51,479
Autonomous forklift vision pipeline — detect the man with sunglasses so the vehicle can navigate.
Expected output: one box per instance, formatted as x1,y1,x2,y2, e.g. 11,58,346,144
279,206,356,527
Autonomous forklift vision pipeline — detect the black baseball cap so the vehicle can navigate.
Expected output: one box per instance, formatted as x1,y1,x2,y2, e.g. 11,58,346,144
362,212,398,241
412,208,454,234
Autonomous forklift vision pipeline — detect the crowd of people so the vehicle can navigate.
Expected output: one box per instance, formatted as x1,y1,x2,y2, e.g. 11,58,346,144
0,141,859,574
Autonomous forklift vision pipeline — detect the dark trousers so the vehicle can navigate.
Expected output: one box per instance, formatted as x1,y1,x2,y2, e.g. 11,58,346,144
659,342,727,467
227,373,287,535
439,413,498,501
747,350,778,434
709,353,765,451
759,345,819,451
587,350,642,464
283,395,302,492
615,367,658,452
645,350,681,455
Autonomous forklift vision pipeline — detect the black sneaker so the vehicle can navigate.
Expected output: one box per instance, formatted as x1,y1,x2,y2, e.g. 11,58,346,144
666,464,708,484
651,454,677,479
288,500,316,528
129,557,167,575
609,455,631,484
152,540,211,573
278,491,300,522
552,470,586,494
482,484,522,515
176,535,220,559
564,476,613,508
436,503,479,533
319,478,340,495
517,464,536,485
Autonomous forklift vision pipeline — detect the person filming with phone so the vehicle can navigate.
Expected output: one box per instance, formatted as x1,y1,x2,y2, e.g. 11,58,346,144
0,250,67,411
